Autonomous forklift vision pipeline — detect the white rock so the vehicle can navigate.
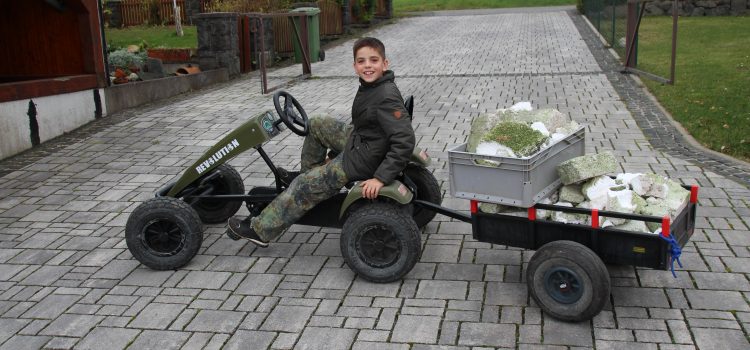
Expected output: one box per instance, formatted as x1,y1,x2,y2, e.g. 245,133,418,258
555,120,581,135
577,201,604,226
509,101,533,112
476,141,516,158
547,133,567,145
537,198,553,219
665,180,690,214
530,122,550,137
552,202,586,224
607,189,637,225
613,220,649,233
615,173,642,187
582,176,617,209
631,173,669,198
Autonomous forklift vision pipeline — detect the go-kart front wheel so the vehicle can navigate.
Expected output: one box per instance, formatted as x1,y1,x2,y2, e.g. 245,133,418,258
191,164,245,224
341,202,421,283
126,197,203,270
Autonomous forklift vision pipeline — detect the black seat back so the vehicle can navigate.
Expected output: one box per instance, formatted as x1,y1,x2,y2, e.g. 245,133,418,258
404,95,414,119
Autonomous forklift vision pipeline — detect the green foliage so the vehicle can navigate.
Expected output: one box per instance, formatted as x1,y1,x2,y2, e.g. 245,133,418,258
482,121,547,157
105,25,198,50
637,16,750,161
576,0,584,14
204,0,293,12
353,0,376,22
108,49,147,69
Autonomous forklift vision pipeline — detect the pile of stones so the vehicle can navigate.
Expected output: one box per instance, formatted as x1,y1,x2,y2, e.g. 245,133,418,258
479,151,691,234
467,103,580,163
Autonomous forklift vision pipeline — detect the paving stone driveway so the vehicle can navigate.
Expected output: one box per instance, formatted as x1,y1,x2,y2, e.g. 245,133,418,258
2,7,750,350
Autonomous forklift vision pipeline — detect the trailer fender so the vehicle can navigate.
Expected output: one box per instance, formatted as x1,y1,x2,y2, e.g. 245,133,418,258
340,180,414,219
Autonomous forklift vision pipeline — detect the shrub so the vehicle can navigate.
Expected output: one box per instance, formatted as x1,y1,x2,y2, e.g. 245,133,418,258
108,49,147,70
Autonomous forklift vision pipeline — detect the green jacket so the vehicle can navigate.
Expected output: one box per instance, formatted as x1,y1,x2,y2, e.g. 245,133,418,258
342,71,415,184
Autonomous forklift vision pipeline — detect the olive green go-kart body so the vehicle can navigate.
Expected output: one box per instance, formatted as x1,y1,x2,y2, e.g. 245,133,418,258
125,91,442,283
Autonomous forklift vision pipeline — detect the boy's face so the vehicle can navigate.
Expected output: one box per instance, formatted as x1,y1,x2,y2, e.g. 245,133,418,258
353,46,389,83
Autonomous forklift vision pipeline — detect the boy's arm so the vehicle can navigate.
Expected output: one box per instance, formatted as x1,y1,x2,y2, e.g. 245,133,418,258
372,95,415,185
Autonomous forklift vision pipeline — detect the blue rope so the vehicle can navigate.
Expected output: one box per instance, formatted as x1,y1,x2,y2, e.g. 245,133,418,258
660,234,683,278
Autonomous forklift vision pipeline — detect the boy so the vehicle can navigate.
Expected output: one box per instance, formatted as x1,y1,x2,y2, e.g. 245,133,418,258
227,37,415,247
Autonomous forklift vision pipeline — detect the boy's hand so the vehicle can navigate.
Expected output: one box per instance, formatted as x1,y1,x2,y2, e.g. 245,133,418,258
359,178,384,199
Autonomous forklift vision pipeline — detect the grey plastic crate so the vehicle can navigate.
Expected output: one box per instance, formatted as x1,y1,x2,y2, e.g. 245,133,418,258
449,126,585,207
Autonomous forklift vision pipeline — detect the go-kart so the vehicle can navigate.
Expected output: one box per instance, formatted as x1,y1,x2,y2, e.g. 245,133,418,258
125,91,442,282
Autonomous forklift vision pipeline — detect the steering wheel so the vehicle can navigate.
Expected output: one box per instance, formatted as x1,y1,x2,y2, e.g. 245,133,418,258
273,91,309,136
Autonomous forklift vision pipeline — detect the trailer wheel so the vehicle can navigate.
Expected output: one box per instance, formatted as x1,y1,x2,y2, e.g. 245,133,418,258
191,164,245,223
341,202,421,283
403,165,442,228
126,197,203,270
526,240,610,322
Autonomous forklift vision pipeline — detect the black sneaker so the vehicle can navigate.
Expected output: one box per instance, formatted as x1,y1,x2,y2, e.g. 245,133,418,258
226,217,269,248
277,167,300,187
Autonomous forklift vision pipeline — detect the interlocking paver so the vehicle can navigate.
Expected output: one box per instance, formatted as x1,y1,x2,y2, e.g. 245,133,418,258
0,6,749,349
128,302,186,329
295,327,357,350
74,326,140,350
390,315,441,343
39,314,104,337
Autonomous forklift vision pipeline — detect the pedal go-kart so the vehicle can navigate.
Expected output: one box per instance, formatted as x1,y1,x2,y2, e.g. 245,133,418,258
125,91,442,282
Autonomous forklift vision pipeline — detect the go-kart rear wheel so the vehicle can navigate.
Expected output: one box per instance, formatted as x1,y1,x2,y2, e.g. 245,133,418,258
191,164,245,223
341,202,421,283
404,165,442,228
526,240,610,322
126,197,203,270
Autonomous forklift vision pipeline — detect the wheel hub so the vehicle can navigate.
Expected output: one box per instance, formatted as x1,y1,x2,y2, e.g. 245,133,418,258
357,225,401,268
543,267,583,304
142,219,186,257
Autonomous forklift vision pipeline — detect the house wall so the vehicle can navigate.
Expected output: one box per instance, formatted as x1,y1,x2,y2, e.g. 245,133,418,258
0,89,106,160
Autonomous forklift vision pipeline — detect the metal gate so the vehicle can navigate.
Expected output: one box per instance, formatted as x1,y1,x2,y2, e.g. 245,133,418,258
582,0,678,84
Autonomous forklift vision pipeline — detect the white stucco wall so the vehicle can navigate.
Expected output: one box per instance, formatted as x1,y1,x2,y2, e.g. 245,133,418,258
0,89,106,160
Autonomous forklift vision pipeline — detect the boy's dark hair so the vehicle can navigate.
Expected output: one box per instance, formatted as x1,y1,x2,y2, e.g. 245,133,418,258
352,37,386,60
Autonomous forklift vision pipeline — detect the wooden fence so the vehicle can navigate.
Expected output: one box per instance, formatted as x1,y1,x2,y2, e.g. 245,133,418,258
120,0,187,26
272,0,343,56
116,0,386,57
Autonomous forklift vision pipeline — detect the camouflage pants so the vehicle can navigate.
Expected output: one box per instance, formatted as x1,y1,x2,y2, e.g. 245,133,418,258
251,116,352,241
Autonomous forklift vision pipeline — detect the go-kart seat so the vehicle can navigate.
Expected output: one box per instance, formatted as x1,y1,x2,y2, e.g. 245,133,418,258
404,95,414,118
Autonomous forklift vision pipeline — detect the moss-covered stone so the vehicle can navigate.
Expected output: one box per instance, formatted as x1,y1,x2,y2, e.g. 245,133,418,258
497,108,569,132
481,121,547,157
557,151,618,185
559,184,585,204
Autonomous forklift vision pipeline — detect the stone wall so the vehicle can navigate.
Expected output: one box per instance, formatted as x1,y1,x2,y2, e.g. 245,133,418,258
193,13,241,77
644,0,748,16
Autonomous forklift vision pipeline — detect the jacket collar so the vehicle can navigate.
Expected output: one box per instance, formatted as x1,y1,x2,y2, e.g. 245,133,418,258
359,70,395,89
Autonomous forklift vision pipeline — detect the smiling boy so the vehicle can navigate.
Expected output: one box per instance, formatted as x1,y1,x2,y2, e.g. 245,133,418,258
227,37,415,247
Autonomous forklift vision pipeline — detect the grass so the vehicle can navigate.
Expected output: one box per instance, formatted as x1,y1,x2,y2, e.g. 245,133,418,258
636,16,750,161
393,0,575,14
104,25,198,50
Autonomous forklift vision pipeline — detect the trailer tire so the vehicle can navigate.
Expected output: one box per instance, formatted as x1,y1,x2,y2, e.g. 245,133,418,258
403,165,442,228
191,164,245,223
126,197,203,270
341,202,421,283
527,240,610,322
